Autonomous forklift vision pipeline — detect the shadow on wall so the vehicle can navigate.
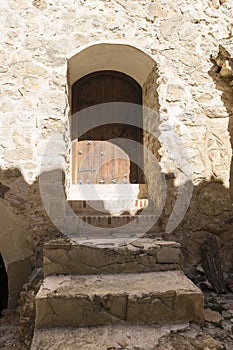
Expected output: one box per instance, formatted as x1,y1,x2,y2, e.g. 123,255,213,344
40,166,233,282
159,176,233,279
161,47,233,280
0,167,62,309
1,97,233,308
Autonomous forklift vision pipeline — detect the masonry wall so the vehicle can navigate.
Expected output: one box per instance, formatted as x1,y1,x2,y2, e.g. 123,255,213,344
0,0,233,302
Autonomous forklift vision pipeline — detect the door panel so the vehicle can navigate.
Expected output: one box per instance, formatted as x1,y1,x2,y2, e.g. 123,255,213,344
74,140,130,184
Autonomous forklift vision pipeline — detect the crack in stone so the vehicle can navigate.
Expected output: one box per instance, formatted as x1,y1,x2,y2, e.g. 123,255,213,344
158,295,176,311
94,295,128,322
37,298,59,327
134,293,176,314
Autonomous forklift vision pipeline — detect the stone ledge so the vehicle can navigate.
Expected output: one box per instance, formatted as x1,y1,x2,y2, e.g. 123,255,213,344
35,271,204,327
43,238,182,276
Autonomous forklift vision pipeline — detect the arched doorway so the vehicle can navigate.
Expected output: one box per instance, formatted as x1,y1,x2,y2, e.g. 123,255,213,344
0,253,8,314
66,42,160,204
71,70,144,185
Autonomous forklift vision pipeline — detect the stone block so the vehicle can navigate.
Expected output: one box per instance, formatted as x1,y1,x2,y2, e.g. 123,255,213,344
156,246,181,264
127,293,175,323
166,84,185,102
35,271,204,328
175,291,204,325
43,238,181,276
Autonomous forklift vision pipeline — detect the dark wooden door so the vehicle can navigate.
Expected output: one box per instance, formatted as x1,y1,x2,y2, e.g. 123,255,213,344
72,71,143,185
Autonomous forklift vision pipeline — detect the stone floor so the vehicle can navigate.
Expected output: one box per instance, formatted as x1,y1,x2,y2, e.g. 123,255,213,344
1,291,233,349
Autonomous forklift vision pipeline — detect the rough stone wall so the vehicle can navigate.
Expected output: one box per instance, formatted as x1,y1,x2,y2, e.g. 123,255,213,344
0,0,233,288
143,64,163,209
1,0,232,183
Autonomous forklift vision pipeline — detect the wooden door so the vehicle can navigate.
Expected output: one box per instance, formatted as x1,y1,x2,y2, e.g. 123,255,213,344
72,71,143,185
75,140,130,185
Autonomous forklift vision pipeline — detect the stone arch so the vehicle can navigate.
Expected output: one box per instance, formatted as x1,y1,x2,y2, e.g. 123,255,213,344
67,41,156,89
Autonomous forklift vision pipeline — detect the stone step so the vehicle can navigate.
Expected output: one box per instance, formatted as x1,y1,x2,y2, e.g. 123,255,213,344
35,271,204,328
31,323,189,350
43,238,182,277
63,214,159,236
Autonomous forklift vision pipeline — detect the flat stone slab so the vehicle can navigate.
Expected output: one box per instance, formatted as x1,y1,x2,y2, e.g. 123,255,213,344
43,238,181,276
31,323,189,350
35,271,204,327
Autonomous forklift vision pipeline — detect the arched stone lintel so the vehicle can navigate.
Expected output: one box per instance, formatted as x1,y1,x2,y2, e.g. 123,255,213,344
67,41,156,87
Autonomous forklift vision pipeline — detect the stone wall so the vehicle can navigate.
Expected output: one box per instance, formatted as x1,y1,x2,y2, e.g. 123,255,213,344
0,0,233,295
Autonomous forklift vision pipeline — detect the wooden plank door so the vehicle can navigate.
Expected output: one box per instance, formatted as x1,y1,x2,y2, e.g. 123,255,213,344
72,71,143,185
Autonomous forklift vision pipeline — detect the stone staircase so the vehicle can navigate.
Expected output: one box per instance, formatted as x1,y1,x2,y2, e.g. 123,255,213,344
31,237,204,349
